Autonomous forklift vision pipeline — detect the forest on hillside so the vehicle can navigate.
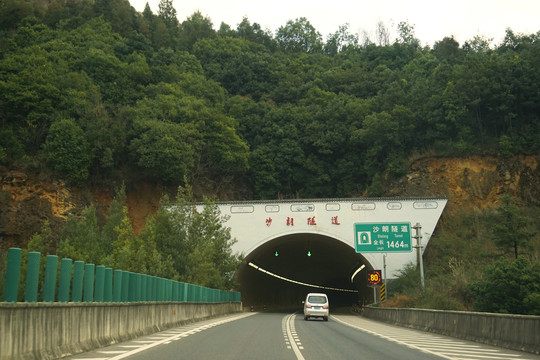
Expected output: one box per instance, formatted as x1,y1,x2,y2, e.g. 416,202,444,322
1,0,540,313
1,0,539,199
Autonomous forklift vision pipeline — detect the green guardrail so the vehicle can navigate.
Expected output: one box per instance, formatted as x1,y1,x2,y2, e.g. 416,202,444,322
1,248,241,304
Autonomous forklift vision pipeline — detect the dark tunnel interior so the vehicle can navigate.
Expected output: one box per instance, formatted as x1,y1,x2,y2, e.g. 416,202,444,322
236,233,374,310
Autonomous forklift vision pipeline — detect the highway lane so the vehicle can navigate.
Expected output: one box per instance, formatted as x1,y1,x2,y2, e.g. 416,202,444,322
65,310,539,360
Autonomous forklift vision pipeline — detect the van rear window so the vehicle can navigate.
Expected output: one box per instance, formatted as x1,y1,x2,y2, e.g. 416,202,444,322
308,295,327,304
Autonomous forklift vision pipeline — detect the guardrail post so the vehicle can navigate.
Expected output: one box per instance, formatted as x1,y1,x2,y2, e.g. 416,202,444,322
72,261,84,302
94,265,105,302
3,248,22,302
182,282,188,302
146,276,153,301
150,276,157,301
162,278,167,301
173,281,179,301
156,277,163,301
128,272,136,302
42,255,58,302
25,252,41,302
135,273,142,302
83,264,95,302
104,268,113,302
121,271,129,302
58,258,72,302
167,279,172,301
113,270,122,302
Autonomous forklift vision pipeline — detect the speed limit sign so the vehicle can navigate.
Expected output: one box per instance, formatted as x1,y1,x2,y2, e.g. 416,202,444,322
367,270,382,286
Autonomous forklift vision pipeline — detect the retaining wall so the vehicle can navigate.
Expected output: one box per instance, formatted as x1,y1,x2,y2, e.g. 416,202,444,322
363,307,540,355
0,301,242,360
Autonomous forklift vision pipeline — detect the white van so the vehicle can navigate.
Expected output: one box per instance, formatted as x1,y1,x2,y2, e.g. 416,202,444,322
303,293,329,321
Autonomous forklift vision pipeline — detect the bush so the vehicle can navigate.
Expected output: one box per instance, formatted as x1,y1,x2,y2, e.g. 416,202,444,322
382,294,414,308
470,256,540,315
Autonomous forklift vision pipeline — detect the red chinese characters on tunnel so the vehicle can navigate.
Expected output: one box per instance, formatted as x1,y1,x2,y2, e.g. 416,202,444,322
264,216,341,226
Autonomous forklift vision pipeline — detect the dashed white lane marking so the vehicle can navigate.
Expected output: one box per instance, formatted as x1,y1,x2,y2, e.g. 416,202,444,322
282,313,305,359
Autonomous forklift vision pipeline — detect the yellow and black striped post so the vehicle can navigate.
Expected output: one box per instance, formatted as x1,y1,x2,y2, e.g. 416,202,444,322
380,282,386,302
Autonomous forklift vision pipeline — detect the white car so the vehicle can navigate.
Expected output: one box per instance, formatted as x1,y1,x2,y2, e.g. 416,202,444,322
303,293,329,321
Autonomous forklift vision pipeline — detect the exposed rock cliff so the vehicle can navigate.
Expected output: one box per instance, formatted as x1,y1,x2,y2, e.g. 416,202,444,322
1,155,538,252
386,155,539,212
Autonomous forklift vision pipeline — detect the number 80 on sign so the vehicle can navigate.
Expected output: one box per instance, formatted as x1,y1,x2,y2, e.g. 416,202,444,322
367,270,382,286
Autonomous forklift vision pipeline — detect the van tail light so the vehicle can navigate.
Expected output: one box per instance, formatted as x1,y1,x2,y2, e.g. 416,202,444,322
306,305,312,309
323,306,329,309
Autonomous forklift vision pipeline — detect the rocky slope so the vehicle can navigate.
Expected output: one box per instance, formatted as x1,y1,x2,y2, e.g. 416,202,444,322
1,155,538,252
386,155,539,211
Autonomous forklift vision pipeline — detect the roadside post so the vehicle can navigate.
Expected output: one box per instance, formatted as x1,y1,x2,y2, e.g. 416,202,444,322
383,253,387,301
412,223,425,289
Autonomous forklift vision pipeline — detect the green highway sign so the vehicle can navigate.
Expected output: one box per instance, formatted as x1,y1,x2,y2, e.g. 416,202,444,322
354,223,412,253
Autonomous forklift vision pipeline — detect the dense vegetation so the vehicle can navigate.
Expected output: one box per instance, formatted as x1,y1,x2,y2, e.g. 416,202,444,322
2,0,539,198
388,196,540,315
1,0,539,311
0,184,242,297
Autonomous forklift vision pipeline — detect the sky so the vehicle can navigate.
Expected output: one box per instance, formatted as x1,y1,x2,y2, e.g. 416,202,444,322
129,0,540,47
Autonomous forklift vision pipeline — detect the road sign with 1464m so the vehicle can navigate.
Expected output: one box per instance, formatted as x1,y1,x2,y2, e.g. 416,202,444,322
354,223,412,253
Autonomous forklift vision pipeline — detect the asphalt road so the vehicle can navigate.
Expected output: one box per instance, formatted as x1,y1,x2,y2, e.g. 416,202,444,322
65,309,540,360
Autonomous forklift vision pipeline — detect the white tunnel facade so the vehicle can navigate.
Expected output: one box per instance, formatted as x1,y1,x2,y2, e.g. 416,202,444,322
208,197,447,279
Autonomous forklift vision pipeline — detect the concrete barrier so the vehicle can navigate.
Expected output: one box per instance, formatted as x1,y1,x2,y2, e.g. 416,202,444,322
363,307,540,355
0,302,242,360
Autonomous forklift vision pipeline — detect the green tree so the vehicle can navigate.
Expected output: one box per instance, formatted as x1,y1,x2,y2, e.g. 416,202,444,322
157,0,178,28
149,185,241,289
395,21,420,49
137,216,177,278
43,118,91,184
179,11,215,50
249,146,281,199
0,0,36,31
192,36,276,99
489,195,535,259
324,23,358,55
234,17,275,49
351,110,406,179
0,44,61,150
275,17,322,53
27,220,55,255
101,184,129,257
471,256,540,315
148,48,203,84
129,119,198,182
57,205,103,264
432,36,463,64
148,193,190,278
184,200,240,288
98,185,155,273
93,0,135,36
152,18,171,48
138,194,180,279
0,128,25,163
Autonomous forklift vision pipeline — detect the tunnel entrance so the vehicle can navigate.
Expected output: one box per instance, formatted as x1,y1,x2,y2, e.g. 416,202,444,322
236,233,374,310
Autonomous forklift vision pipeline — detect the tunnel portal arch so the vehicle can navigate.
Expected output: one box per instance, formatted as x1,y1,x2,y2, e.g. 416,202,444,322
238,231,375,308
200,197,447,307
